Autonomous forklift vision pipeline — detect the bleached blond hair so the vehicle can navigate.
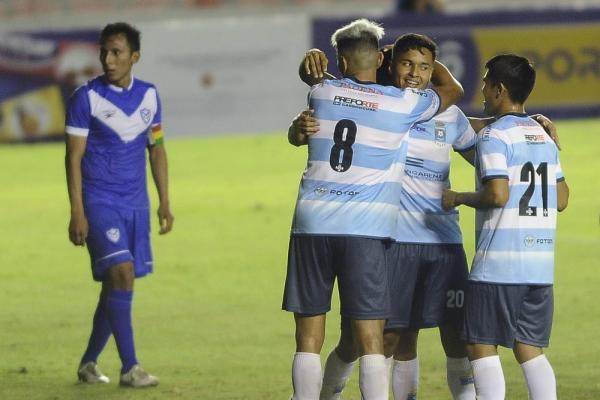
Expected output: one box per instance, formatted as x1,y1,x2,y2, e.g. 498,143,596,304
330,18,384,48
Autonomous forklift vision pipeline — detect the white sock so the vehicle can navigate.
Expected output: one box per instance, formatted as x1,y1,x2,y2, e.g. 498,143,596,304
392,358,419,400
446,357,476,399
520,354,556,400
471,355,505,400
319,350,355,400
292,352,322,400
359,354,389,400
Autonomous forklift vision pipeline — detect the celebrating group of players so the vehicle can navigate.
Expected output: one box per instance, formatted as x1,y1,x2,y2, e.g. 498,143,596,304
282,19,568,400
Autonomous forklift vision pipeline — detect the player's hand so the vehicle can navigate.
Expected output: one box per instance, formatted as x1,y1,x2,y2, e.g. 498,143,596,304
69,211,88,246
441,189,458,211
157,202,174,234
303,49,328,79
532,114,560,150
297,109,320,137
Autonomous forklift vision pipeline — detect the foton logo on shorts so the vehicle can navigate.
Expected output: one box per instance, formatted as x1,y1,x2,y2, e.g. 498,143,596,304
333,96,378,111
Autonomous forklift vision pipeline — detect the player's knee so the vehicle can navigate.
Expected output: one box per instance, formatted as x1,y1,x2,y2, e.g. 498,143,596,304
383,331,400,358
296,333,324,353
107,262,134,290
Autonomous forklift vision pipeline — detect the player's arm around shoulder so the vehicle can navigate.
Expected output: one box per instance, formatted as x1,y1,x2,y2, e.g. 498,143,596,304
148,143,174,234
288,109,319,146
299,48,337,86
65,134,88,246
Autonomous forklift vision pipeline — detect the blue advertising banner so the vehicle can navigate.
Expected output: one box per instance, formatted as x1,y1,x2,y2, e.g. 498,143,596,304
312,9,600,119
0,29,100,143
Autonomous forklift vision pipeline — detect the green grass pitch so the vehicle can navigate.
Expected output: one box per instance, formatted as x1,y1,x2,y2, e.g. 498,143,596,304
0,118,598,399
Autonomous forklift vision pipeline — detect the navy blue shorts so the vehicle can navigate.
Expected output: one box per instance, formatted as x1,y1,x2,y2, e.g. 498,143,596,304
462,282,553,348
85,204,153,282
282,235,390,320
385,243,468,330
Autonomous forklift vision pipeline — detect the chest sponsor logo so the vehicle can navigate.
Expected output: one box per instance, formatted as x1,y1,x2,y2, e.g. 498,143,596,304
332,95,378,111
140,108,152,124
524,235,553,247
106,228,120,243
102,109,117,119
524,133,546,145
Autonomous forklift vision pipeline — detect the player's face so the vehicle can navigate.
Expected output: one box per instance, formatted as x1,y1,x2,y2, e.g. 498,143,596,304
481,70,498,116
100,33,139,89
390,48,434,90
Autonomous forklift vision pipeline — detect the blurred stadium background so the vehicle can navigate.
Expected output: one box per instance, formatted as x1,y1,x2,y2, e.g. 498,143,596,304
0,0,598,142
0,1,599,399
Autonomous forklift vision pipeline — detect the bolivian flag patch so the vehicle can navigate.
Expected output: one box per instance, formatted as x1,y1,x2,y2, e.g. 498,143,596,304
148,124,164,145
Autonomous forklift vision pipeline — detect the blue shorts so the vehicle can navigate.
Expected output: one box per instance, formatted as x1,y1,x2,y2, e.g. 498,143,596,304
385,243,468,330
282,235,390,320
462,282,553,348
85,204,153,282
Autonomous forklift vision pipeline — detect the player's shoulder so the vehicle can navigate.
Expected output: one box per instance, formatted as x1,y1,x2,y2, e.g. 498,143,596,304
133,76,157,90
432,104,466,123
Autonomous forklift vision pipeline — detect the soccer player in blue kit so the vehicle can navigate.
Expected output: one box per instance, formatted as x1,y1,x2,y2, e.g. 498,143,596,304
282,20,463,400
65,22,174,388
442,54,569,400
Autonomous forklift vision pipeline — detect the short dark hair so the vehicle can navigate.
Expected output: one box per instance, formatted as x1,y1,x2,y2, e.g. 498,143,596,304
99,22,141,52
336,32,380,58
485,54,535,104
392,33,438,61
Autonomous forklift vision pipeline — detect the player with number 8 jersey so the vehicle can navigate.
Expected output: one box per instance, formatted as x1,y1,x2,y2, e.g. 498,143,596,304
291,77,439,239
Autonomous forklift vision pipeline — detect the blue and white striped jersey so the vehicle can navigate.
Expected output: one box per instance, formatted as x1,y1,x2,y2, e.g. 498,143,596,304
65,76,163,209
292,77,440,239
395,105,475,244
470,113,564,284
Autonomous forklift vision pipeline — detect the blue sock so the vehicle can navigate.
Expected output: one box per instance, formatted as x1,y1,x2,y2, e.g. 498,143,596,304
80,295,112,365
106,289,138,374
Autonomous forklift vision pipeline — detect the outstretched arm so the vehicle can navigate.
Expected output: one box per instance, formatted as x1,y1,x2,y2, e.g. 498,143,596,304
148,144,174,234
65,134,88,246
442,178,508,211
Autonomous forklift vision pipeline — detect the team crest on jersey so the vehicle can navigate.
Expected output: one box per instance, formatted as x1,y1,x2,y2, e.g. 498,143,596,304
140,108,151,124
106,228,120,243
434,121,446,146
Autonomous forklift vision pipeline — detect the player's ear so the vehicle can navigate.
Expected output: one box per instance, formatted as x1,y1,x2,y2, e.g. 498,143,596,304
376,51,384,69
337,55,347,75
497,82,508,99
132,51,140,64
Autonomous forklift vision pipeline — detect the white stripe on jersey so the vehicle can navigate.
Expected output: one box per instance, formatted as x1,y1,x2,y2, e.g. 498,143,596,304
493,125,549,146
65,126,89,136
478,207,558,231
89,88,158,143
313,119,404,150
303,160,405,185
480,153,508,174
402,175,446,200
310,85,426,115
406,137,451,163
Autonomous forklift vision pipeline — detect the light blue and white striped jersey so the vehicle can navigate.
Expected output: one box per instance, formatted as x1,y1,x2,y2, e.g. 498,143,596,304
470,113,565,284
65,76,163,209
292,77,440,239
395,105,475,244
